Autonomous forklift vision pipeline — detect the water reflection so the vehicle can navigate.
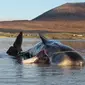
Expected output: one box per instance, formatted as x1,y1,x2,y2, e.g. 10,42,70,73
15,64,23,85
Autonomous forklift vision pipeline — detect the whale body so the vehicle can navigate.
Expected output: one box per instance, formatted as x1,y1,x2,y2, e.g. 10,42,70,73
7,32,85,66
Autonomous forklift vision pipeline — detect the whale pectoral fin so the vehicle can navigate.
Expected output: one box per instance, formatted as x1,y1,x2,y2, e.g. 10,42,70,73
7,32,23,56
39,34,48,45
63,51,85,66
60,45,85,63
52,50,85,66
65,51,84,61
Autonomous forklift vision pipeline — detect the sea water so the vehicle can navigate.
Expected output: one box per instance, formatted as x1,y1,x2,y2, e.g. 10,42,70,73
0,38,85,85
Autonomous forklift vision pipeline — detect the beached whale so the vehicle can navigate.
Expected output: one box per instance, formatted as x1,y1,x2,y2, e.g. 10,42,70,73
7,32,85,66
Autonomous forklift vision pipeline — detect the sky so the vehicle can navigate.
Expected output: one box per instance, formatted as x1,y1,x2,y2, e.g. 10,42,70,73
0,0,85,21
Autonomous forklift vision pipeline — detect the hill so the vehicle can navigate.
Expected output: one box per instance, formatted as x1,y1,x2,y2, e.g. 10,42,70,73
33,3,85,21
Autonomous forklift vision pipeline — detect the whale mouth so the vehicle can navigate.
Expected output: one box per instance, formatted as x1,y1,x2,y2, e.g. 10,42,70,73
22,49,50,64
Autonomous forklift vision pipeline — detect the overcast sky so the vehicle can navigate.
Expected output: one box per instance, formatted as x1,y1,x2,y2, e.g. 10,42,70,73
0,0,85,21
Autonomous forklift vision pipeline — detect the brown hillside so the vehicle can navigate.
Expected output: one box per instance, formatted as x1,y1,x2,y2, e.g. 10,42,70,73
33,3,85,21
0,3,85,33
0,20,85,33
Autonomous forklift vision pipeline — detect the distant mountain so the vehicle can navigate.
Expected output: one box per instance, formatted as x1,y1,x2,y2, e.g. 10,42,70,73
33,2,85,21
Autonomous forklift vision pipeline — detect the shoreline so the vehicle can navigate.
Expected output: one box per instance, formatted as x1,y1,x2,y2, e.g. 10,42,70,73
0,32,85,39
0,36,8,38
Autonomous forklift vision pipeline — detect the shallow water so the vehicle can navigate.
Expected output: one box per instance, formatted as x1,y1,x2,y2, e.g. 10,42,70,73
0,38,85,85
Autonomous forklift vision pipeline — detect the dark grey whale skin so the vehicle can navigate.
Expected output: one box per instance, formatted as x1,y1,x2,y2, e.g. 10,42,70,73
20,34,85,64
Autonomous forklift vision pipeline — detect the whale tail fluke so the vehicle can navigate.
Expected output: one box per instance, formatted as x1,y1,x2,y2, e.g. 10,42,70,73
7,32,23,56
13,32,23,51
